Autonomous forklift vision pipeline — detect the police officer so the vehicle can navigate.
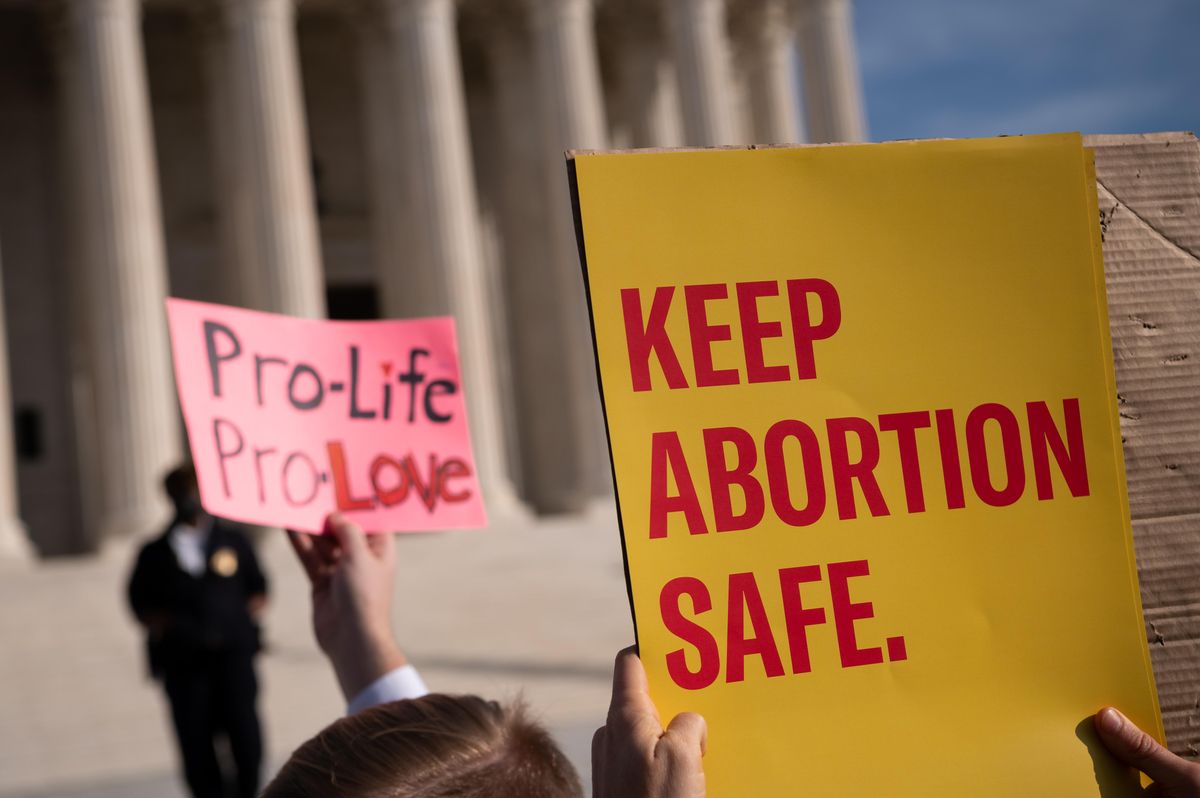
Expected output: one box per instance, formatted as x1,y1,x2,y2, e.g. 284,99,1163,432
128,464,268,798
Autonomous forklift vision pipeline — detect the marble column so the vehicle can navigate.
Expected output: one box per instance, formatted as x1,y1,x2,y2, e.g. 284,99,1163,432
736,0,803,143
484,21,551,504
355,6,423,318
358,0,521,511
54,0,181,545
0,250,31,562
613,11,685,148
526,0,610,509
197,6,248,307
793,0,866,143
663,0,739,145
203,0,325,317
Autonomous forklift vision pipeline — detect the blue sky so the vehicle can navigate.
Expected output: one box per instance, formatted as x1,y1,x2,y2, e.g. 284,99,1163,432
851,0,1199,142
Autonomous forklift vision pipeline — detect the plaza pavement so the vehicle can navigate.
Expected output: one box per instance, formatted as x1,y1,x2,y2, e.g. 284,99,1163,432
0,505,632,797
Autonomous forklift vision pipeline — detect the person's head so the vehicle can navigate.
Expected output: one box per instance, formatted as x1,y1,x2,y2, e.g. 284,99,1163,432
163,463,203,525
262,694,582,798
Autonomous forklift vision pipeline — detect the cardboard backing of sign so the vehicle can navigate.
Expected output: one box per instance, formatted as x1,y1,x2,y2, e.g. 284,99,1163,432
1088,132,1200,757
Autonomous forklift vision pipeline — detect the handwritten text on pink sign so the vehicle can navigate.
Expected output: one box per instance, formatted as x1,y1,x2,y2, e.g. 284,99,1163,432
166,299,486,532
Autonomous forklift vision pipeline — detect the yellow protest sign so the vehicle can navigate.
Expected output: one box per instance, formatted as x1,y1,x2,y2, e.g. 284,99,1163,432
570,133,1161,796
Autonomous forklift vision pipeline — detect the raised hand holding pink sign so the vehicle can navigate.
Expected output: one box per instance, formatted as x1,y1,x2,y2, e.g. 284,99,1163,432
165,299,486,532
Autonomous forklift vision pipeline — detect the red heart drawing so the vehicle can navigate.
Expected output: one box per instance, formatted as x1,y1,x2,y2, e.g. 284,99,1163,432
381,362,393,377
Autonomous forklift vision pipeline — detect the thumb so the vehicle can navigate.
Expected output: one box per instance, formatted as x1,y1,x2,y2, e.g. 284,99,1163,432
609,647,660,728
1095,708,1195,790
662,711,708,758
325,513,367,560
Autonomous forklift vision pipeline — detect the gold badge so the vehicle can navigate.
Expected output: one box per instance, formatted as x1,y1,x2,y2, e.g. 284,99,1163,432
210,547,238,577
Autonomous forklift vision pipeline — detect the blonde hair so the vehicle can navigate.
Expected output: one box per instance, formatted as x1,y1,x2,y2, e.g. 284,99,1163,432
262,694,582,797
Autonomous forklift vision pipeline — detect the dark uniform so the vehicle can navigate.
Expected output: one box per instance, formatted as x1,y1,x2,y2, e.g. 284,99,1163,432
128,518,268,798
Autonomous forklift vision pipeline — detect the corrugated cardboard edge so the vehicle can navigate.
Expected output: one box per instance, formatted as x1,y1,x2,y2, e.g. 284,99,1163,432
1087,131,1200,757
568,140,879,161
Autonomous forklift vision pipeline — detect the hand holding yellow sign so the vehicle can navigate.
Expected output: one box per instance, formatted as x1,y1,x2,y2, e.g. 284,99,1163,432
571,133,1161,796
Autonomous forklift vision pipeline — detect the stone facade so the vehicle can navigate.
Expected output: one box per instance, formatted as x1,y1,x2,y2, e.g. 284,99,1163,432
0,0,866,557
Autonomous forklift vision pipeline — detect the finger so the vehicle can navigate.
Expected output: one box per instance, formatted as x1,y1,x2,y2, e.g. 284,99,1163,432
608,646,661,728
365,529,396,567
1095,708,1195,790
591,726,608,797
325,512,367,561
311,532,341,566
662,711,708,758
285,530,320,582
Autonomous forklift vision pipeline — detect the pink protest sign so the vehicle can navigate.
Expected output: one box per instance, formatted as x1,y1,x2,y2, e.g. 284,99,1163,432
165,298,487,532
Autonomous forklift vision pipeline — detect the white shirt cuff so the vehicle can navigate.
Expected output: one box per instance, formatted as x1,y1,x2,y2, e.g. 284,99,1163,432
347,665,429,715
